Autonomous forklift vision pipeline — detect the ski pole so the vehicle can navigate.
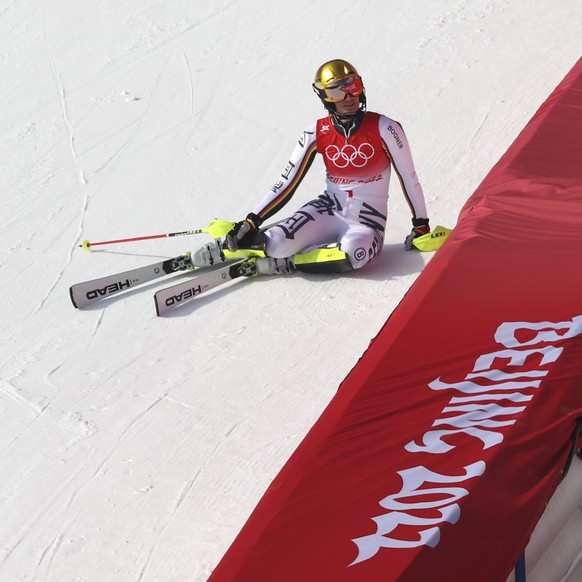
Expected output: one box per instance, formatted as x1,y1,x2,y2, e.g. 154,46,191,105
79,218,235,251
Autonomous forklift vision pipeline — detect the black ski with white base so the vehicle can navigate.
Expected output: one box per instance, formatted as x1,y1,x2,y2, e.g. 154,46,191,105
69,254,194,308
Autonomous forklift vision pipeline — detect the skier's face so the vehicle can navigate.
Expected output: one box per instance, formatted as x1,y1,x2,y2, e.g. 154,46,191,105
334,92,360,117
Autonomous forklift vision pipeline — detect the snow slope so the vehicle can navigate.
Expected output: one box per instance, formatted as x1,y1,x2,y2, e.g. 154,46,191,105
0,1,580,580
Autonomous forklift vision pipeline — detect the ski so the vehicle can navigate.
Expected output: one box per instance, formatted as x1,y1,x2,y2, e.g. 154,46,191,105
154,260,248,316
70,254,196,309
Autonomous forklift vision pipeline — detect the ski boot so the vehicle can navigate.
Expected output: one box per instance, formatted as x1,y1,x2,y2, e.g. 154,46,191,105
190,240,228,268
237,256,296,277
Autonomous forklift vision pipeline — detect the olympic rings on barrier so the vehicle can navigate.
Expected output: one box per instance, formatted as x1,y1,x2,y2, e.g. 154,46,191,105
324,143,375,168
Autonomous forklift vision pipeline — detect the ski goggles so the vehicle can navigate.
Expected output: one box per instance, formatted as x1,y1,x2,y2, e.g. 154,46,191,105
322,75,364,103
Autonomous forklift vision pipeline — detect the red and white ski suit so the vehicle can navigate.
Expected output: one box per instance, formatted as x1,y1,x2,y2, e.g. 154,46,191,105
252,111,428,269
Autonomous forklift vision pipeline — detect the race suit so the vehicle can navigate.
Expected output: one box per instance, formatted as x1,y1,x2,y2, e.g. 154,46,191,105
251,110,428,269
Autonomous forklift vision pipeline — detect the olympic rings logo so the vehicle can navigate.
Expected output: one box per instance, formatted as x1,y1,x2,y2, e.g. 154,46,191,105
324,143,375,168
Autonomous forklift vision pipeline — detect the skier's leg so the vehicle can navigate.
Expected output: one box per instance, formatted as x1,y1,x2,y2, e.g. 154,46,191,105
244,215,383,276
236,199,348,276
289,225,383,274
263,198,344,258
239,245,350,276
235,199,384,276
339,225,384,269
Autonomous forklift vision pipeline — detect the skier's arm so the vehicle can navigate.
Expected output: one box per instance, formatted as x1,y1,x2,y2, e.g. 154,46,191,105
251,125,318,224
380,117,428,221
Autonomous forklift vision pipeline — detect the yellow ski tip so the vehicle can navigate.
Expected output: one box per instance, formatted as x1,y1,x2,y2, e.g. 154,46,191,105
412,226,452,252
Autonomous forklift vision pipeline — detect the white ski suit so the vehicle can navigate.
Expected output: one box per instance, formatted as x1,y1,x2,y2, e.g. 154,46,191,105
251,111,428,269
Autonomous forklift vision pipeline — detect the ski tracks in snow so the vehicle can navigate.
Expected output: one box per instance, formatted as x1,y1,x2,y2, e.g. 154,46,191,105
41,1,86,188
46,56,87,188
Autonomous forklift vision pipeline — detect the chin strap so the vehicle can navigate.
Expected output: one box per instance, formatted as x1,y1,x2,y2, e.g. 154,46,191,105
330,110,358,122
328,109,366,138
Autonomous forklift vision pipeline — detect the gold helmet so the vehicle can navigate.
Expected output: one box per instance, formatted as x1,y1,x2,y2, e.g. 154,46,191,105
313,59,359,90
312,59,366,115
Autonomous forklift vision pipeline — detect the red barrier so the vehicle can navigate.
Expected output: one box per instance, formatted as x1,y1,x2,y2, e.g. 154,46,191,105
209,58,582,582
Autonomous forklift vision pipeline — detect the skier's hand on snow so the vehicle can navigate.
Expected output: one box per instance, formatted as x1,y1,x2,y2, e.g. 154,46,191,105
404,218,430,251
226,213,262,252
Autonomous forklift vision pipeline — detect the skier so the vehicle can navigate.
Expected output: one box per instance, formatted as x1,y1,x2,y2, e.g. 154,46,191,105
195,59,430,276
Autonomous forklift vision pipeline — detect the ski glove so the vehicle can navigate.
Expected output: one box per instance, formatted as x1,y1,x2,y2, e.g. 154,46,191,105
404,218,430,251
226,213,262,252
